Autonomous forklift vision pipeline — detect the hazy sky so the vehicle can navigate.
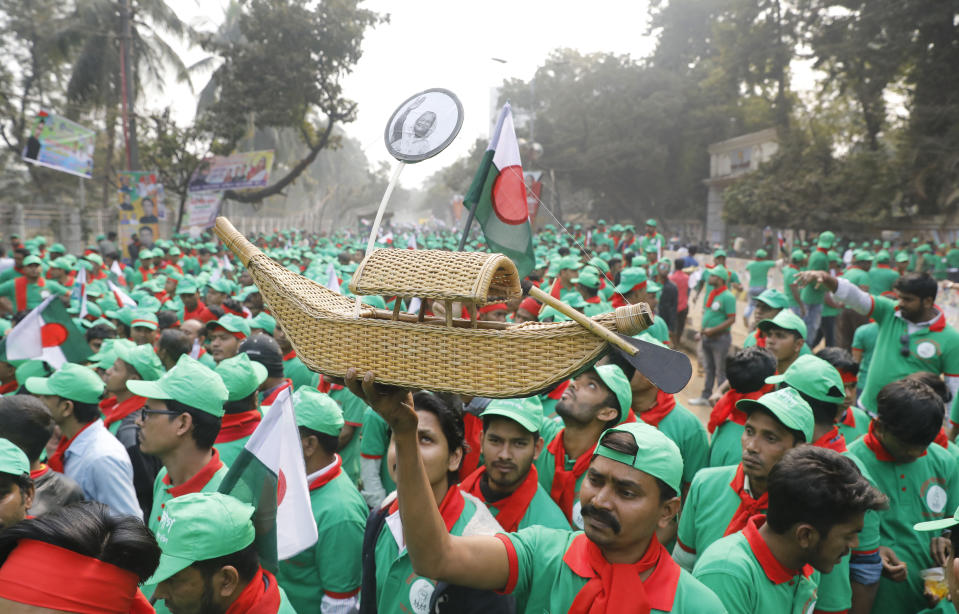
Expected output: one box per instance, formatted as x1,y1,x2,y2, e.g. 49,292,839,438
163,0,656,188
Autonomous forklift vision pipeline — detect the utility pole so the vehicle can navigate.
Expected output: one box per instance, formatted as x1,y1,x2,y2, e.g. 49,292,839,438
119,0,139,170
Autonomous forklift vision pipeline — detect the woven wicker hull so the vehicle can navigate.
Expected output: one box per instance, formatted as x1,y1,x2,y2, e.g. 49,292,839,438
216,218,651,398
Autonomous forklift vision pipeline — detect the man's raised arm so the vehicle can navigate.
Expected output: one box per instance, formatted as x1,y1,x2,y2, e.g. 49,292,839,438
345,369,511,591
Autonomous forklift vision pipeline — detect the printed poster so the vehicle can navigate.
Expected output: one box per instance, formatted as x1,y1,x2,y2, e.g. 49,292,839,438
188,150,274,193
21,111,96,178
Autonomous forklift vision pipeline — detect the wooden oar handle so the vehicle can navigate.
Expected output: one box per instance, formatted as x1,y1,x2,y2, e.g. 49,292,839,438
526,284,638,356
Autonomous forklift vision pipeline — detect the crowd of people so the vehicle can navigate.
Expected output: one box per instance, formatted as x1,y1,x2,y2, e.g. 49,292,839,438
0,218,958,613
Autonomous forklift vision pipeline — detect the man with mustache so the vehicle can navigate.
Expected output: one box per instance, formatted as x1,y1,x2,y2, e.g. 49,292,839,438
347,366,726,613
459,397,569,532
674,388,813,571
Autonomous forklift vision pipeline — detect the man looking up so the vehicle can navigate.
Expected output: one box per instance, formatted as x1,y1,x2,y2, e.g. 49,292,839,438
26,363,141,517
346,368,727,614
537,363,633,528
207,313,250,363
278,389,366,613
150,492,297,613
693,446,887,614
757,310,807,375
459,397,569,532
847,378,959,613
675,388,813,571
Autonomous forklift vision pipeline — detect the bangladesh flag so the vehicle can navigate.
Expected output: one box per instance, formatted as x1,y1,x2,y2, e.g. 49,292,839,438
463,103,536,277
217,386,317,572
0,296,91,368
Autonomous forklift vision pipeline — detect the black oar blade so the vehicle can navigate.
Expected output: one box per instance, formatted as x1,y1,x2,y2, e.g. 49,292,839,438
613,334,692,394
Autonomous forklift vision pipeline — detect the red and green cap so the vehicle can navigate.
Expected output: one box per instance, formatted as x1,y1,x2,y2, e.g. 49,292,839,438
22,255,43,267
591,364,633,425
26,364,104,404
292,388,344,437
755,288,790,310
127,355,228,417
614,268,647,294
147,492,256,585
114,343,164,381
766,354,845,404
596,422,682,493
0,437,30,477
215,353,267,402
572,268,601,290
480,397,544,434
207,314,250,339
708,265,728,281
758,310,807,339
130,309,158,331
736,387,814,443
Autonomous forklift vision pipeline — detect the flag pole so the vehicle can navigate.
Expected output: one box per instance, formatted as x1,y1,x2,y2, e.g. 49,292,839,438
456,198,479,251
353,160,405,317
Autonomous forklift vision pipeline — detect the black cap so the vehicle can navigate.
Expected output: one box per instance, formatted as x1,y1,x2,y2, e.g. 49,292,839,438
239,334,284,378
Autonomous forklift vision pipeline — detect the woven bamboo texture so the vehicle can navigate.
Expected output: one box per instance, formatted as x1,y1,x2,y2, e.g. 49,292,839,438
349,248,521,304
214,217,653,397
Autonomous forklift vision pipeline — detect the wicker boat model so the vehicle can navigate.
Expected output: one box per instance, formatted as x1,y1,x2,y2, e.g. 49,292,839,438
214,217,653,398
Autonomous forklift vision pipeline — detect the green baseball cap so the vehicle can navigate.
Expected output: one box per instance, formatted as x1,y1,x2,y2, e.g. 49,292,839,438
25,363,104,404
875,250,890,263
614,268,647,294
895,252,910,263
206,279,233,295
556,256,583,272
790,249,806,262
114,343,164,381
736,387,814,443
646,280,662,295
292,388,344,437
130,309,159,330
758,309,807,339
127,355,228,417
22,255,42,267
480,397,543,433
572,268,601,289
817,231,835,248
915,505,959,532
755,288,790,310
207,314,251,339
853,250,873,263
215,353,267,402
591,364,633,424
176,278,199,295
250,312,276,335
712,249,726,258
765,354,845,404
595,422,682,493
707,265,728,281
644,218,657,227
644,244,658,253
755,248,768,258
147,492,256,585
0,437,30,477
587,257,610,275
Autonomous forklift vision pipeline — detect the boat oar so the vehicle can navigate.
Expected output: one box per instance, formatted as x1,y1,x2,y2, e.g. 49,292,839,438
522,281,692,394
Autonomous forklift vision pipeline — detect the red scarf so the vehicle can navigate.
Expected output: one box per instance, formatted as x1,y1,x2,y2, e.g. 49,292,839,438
100,395,147,429
458,412,484,482
752,330,767,348
862,420,924,462
566,533,676,614
635,391,676,428
13,276,44,311
812,426,846,453
840,408,857,428
548,431,597,522
308,456,342,491
388,484,466,532
0,379,18,394
30,464,49,480
47,421,96,473
161,449,224,497
743,515,813,584
224,567,283,614
723,464,768,537
934,428,950,451
460,465,540,533
705,285,727,309
550,277,565,300
707,386,772,434
216,410,261,443
261,379,292,407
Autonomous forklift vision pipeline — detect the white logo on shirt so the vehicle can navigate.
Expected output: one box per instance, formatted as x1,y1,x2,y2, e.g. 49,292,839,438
926,485,948,514
572,500,584,530
916,341,937,359
409,578,434,614
711,301,721,311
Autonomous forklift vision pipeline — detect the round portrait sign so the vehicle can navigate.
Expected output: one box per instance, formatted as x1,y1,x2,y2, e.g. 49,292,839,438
384,88,464,163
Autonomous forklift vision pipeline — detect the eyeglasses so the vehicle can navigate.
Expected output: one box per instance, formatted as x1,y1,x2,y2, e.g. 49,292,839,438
900,334,911,357
141,408,180,419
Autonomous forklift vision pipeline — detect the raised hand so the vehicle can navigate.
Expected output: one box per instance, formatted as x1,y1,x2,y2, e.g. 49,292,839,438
344,368,417,434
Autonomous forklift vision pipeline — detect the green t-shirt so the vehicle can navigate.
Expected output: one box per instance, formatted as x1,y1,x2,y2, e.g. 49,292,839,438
282,354,319,390
851,322,878,391
836,406,870,444
0,267,22,283
328,386,367,484
214,436,250,469
782,266,801,307
841,266,870,291
708,422,744,469
745,260,776,288
676,464,759,569
0,279,66,310
867,266,899,296
477,474,570,532
277,467,366,612
639,233,666,254
947,248,959,269
502,526,726,613
693,519,819,614
639,402,708,489
847,437,959,614
534,420,587,528
360,407,396,493
646,315,671,344
701,289,736,330
855,296,959,418
799,250,830,305
582,298,613,317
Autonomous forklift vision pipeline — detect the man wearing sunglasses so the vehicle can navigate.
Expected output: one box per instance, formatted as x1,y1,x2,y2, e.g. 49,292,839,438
796,270,959,433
